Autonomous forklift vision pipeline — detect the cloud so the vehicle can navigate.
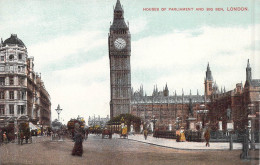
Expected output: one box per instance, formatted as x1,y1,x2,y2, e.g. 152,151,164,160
28,30,106,69
130,17,147,34
131,24,260,95
46,56,110,122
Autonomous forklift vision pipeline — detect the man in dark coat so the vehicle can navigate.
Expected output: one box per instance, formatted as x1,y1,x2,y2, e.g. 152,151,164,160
72,123,83,156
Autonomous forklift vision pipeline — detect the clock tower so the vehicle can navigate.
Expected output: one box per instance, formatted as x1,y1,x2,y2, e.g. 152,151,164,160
109,0,131,118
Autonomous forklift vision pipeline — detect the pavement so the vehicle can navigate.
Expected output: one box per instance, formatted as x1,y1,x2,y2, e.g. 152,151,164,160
114,134,260,151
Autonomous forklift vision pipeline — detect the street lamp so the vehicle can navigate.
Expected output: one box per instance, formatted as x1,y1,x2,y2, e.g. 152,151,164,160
55,104,62,121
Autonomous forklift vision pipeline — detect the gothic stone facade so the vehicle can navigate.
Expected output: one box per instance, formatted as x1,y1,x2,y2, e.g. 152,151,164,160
0,34,51,127
131,84,208,130
109,0,131,118
208,60,260,131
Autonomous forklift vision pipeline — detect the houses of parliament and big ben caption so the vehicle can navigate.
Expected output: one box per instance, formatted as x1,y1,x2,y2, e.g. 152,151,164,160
109,0,259,131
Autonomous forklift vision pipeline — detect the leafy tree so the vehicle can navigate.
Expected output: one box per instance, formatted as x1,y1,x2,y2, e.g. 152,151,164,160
108,114,141,132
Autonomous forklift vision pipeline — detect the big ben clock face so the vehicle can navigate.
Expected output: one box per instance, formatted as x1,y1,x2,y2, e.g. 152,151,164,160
114,38,126,50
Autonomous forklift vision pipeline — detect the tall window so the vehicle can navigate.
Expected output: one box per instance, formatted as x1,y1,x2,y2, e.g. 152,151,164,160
21,91,25,100
0,77,5,85
19,77,24,86
17,105,25,114
21,105,25,114
9,77,14,85
0,56,4,61
0,105,4,115
19,54,23,60
9,104,14,114
0,91,4,99
9,91,14,99
10,66,14,72
0,67,4,72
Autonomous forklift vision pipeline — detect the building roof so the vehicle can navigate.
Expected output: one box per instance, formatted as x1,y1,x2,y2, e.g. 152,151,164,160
110,0,128,31
114,0,123,12
3,34,25,47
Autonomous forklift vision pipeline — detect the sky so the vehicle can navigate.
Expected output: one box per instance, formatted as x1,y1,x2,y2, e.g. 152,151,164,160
0,0,259,124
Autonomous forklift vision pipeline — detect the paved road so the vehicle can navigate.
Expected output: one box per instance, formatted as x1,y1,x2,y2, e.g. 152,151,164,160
0,134,258,165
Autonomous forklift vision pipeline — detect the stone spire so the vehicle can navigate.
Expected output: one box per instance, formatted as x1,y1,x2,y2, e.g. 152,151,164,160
206,62,213,81
246,59,252,82
110,0,128,31
164,83,169,96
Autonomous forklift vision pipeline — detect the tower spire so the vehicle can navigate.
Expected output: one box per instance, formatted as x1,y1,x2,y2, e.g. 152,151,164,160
206,62,213,81
246,59,252,82
115,0,123,11
110,0,128,31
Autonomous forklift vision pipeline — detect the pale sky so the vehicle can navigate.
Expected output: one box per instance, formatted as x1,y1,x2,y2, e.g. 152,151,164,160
1,0,259,124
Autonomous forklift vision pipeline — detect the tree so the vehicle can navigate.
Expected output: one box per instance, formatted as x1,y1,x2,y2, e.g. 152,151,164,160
108,114,141,132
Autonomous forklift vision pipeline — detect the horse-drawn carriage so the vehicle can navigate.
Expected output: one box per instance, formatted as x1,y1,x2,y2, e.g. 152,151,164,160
67,118,85,139
102,127,112,139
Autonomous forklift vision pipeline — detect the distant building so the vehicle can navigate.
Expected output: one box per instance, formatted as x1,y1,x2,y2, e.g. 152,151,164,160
88,115,110,127
131,84,207,130
0,34,51,127
131,61,260,131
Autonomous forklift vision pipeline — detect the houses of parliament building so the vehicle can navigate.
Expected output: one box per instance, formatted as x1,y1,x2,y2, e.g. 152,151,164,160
109,0,259,131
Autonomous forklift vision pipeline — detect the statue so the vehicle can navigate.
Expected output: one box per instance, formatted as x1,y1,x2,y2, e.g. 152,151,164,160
227,108,231,120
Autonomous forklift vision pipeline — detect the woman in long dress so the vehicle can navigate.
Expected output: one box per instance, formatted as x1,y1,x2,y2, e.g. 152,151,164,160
72,123,83,156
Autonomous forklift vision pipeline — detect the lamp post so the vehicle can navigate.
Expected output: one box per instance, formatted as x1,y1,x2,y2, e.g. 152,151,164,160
55,104,62,121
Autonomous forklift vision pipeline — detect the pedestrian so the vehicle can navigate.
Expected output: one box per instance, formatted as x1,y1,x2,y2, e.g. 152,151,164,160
20,131,24,145
3,132,7,144
204,128,210,147
144,129,148,140
72,123,83,156
85,129,89,141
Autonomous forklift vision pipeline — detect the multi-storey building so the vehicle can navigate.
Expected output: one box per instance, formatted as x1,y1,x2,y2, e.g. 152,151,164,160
131,60,259,131
208,60,260,131
109,0,132,119
88,115,110,127
131,84,207,130
0,34,51,127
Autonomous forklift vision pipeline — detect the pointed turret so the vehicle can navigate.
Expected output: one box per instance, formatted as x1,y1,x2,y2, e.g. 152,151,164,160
246,59,252,82
115,0,123,11
163,83,169,96
197,89,199,96
206,62,213,81
110,0,128,31
205,62,214,98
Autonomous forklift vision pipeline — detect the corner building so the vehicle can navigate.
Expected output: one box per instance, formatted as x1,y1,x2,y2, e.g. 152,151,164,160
109,0,131,118
0,34,51,127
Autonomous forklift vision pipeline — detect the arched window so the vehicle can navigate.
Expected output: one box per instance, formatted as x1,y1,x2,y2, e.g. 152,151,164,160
9,55,14,61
